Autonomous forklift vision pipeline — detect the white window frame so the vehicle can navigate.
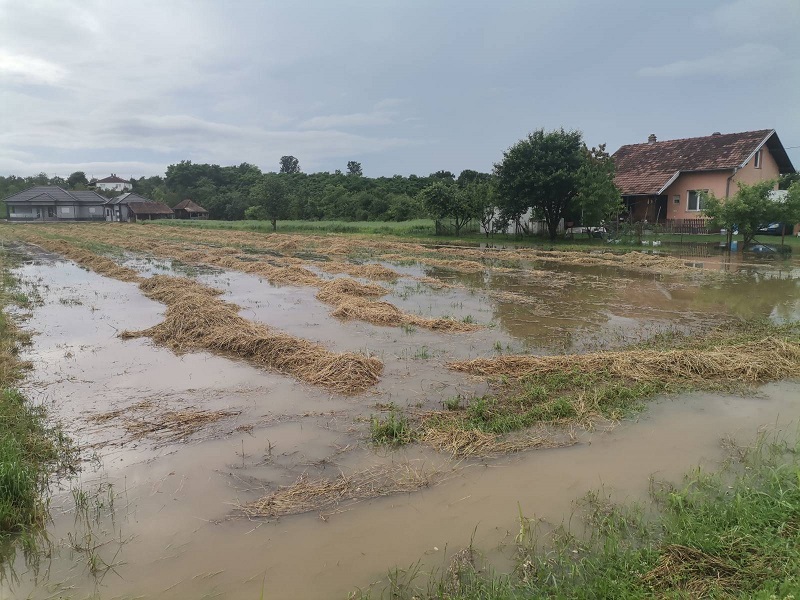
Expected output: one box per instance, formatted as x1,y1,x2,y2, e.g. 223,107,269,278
687,190,708,212
754,149,762,169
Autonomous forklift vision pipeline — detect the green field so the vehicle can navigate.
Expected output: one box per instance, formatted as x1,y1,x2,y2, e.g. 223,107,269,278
152,219,800,252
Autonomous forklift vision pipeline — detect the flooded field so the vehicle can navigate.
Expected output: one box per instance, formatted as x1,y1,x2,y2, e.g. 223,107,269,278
1,223,799,599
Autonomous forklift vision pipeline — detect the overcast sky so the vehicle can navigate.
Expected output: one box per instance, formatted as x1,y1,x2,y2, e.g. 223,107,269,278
1,0,798,179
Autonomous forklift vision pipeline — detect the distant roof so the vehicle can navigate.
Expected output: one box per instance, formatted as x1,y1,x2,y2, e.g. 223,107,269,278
96,175,130,184
613,129,795,196
106,192,152,205
173,198,208,213
127,201,174,215
3,185,106,204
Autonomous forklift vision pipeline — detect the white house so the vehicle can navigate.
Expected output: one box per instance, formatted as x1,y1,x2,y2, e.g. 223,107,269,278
95,174,132,192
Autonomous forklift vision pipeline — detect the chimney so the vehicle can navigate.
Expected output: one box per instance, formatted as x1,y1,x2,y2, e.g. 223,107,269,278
647,134,657,144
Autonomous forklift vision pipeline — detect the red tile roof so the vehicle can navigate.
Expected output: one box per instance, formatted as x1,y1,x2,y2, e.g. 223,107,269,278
613,130,774,196
96,175,130,184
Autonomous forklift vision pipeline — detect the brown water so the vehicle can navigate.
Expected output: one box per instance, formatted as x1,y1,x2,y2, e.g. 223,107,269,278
1,247,799,599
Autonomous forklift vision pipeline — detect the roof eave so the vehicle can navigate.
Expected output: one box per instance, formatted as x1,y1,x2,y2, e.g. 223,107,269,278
657,171,681,195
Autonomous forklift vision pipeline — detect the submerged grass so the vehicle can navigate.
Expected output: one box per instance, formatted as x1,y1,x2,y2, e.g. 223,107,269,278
419,319,800,455
0,250,72,567
354,431,800,599
242,463,433,519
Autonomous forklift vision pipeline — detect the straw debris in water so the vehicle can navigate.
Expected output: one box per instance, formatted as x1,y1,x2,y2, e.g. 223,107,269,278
121,274,383,394
21,236,383,394
242,463,432,518
449,337,800,383
421,426,570,458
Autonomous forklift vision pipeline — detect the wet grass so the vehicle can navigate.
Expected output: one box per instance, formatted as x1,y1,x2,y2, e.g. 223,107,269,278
418,319,800,450
0,251,73,568
152,219,800,252
354,430,800,599
371,412,415,447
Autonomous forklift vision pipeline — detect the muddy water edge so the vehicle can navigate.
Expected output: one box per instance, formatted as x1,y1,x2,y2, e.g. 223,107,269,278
0,238,798,599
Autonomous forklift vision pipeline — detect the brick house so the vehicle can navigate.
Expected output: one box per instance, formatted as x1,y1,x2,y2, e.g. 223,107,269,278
613,130,795,228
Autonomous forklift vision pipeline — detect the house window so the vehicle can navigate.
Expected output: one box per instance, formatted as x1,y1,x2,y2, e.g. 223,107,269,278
673,195,680,205
61,206,70,214
754,149,762,169
9,206,14,214
687,190,708,212
89,206,96,214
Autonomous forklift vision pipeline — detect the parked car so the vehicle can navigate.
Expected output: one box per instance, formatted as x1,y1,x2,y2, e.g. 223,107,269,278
757,223,792,236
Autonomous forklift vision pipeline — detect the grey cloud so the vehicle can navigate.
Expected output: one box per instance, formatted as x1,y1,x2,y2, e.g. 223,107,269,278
638,44,784,78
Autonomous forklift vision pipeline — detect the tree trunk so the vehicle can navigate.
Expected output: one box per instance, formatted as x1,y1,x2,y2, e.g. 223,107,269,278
271,218,277,231
547,217,559,242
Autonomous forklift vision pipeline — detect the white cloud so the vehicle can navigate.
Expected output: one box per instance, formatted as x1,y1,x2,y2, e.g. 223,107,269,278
638,44,784,78
0,51,67,85
298,112,394,130
697,0,800,37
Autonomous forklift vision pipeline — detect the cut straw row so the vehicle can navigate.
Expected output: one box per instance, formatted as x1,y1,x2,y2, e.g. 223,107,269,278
24,235,383,394
449,337,800,382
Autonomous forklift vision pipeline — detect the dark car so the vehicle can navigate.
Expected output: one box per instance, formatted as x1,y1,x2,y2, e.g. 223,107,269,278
756,223,792,236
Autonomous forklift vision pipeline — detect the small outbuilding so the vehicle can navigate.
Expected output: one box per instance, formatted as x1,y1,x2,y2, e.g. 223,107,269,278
127,202,175,222
173,199,209,220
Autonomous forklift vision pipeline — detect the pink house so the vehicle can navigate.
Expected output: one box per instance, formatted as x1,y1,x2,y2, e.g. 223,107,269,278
613,130,795,227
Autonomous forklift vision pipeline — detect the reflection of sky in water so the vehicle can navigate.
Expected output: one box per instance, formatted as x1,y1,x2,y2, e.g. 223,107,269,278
377,254,800,352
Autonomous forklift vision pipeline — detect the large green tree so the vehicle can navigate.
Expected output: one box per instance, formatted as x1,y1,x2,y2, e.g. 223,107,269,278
66,171,89,189
775,181,800,245
703,180,780,248
279,155,301,174
419,181,476,235
346,161,363,176
250,176,289,230
495,128,584,241
575,144,622,233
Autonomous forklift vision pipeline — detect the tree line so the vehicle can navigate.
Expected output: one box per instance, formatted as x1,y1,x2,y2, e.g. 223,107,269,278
12,128,740,240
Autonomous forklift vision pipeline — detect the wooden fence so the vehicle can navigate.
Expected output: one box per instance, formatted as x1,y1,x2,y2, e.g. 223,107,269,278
662,218,715,234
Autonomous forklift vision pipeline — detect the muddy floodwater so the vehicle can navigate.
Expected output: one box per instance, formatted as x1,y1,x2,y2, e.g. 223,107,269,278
2,242,800,599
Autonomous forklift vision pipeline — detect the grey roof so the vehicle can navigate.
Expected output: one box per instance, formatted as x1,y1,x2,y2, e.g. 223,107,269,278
4,186,106,204
106,192,152,205
70,190,107,204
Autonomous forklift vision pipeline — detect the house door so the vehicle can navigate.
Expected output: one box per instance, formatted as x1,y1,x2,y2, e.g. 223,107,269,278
654,196,668,223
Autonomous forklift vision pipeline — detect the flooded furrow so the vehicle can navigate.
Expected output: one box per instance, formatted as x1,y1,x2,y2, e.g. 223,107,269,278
0,237,798,599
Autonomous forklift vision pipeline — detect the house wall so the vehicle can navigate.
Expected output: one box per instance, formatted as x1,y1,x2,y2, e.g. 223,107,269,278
663,171,730,220
732,144,780,187
7,204,44,220
75,205,104,220
56,205,76,219
97,182,132,192
664,145,781,221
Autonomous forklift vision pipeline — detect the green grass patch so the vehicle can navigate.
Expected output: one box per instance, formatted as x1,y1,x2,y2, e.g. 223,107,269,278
149,219,799,253
371,412,415,447
424,319,800,441
0,250,73,566
355,431,800,599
